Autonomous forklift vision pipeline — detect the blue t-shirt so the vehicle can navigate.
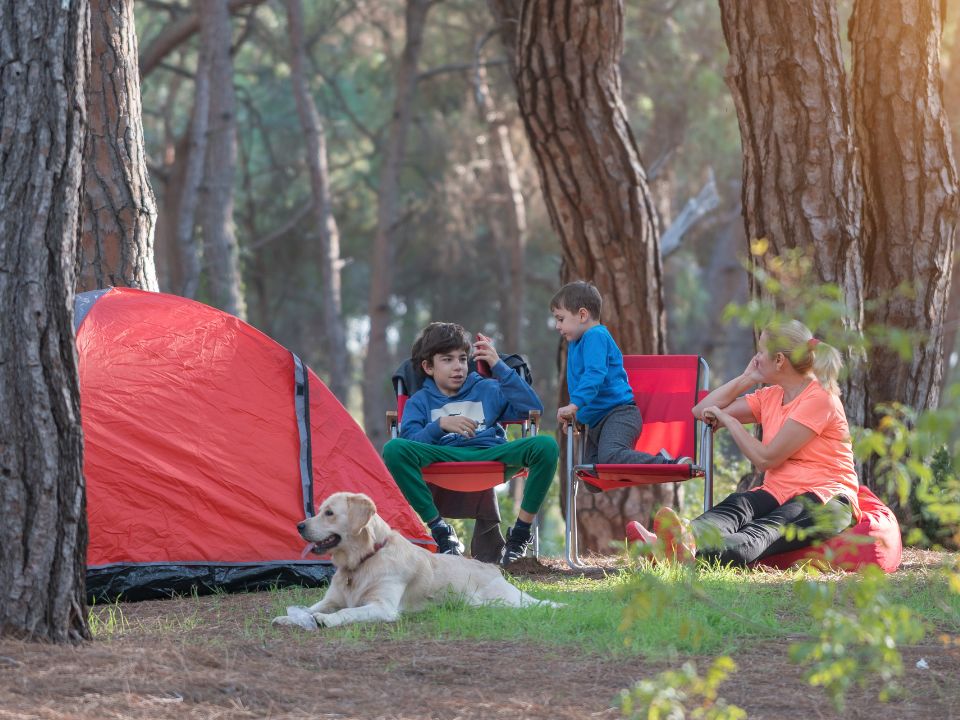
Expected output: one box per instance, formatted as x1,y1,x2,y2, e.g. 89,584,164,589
566,325,635,426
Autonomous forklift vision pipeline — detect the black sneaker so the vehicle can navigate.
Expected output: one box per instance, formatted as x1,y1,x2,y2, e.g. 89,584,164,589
431,520,464,556
500,525,532,568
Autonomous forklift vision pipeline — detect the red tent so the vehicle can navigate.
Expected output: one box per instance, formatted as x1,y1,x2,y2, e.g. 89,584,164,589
76,287,430,600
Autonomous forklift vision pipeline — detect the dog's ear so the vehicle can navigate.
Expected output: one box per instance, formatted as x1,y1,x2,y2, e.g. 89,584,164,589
345,494,376,533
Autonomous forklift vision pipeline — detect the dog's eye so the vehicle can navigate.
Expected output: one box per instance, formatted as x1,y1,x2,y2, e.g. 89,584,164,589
324,509,334,517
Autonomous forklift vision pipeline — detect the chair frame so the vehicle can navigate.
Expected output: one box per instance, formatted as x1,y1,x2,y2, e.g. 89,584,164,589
564,355,715,569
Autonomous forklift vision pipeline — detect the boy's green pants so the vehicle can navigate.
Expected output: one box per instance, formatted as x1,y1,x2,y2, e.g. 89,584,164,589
382,435,559,522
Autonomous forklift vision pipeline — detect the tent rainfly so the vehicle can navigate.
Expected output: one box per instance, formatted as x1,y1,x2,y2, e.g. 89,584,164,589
76,287,430,601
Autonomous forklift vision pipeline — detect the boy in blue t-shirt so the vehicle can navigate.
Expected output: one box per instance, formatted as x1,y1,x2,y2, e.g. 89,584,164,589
550,281,691,466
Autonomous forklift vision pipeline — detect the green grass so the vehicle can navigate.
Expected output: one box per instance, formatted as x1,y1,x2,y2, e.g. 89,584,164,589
258,559,960,659
89,557,960,663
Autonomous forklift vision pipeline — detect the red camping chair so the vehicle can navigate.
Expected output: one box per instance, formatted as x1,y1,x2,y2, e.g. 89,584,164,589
387,354,541,558
565,355,714,569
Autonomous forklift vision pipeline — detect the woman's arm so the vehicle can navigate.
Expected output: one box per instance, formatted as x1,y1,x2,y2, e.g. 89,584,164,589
708,405,815,471
692,353,764,423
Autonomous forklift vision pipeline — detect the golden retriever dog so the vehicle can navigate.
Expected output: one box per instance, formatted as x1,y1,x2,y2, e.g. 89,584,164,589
272,492,560,629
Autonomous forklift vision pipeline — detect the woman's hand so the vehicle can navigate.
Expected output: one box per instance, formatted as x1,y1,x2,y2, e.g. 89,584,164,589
702,405,730,431
741,353,764,385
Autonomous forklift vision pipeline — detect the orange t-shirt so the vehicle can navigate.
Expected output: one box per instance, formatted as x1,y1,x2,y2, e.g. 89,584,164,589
744,381,860,519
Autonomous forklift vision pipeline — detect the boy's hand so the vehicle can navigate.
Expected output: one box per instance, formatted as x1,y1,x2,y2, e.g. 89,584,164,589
472,333,499,369
557,403,578,428
439,415,479,437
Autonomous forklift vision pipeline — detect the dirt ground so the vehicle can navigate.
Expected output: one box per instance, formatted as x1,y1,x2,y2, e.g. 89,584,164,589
1,550,958,720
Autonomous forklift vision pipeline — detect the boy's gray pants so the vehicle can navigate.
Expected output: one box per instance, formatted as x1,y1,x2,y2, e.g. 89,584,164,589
582,404,660,465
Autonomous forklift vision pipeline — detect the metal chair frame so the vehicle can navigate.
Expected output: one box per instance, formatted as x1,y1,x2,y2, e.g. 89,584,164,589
564,355,715,570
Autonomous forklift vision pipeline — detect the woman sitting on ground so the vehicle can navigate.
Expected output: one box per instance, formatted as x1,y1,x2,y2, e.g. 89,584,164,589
633,319,860,566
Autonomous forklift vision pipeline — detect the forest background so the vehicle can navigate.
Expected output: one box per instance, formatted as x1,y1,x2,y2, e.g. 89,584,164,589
97,0,960,552
5,0,960,649
132,0,750,421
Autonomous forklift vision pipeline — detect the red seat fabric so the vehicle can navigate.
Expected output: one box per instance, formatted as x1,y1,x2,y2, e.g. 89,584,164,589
423,462,517,492
757,485,902,573
576,355,703,491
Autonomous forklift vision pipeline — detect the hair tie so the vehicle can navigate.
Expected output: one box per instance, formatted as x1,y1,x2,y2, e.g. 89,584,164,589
808,337,820,350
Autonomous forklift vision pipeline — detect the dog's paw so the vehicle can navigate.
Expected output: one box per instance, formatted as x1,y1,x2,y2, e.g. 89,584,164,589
311,612,337,628
272,606,318,630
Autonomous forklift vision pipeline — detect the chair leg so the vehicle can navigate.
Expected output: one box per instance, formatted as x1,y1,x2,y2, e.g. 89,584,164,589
532,513,540,558
564,425,590,570
703,429,715,512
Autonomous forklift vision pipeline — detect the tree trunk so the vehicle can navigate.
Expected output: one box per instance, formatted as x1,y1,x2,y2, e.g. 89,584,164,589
0,0,91,643
718,0,866,423
474,62,527,353
851,0,959,425
154,96,190,294
362,0,433,445
514,0,667,552
176,57,209,299
285,0,350,403
486,0,521,81
79,0,158,292
938,17,960,389
199,0,246,319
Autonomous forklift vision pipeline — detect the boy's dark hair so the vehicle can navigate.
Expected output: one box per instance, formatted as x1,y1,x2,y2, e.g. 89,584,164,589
411,322,471,374
550,281,602,319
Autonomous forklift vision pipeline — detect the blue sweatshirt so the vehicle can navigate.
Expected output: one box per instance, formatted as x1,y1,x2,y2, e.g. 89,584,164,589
400,360,543,448
566,325,635,426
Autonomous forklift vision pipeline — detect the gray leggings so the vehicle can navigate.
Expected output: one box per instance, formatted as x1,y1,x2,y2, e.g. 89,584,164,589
582,404,661,465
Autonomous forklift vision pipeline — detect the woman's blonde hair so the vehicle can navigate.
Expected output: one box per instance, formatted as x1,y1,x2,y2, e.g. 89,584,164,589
762,320,843,395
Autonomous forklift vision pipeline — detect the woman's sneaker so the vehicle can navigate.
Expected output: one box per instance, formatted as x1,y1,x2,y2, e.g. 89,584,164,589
500,525,533,568
431,520,464,555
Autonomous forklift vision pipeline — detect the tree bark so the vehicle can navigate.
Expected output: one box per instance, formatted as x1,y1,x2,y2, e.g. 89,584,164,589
474,61,527,353
514,0,667,552
285,0,351,403
851,0,959,423
198,0,246,319
153,78,189,294
79,0,159,292
718,0,866,422
176,59,209,299
0,0,91,643
362,0,433,445
938,16,960,388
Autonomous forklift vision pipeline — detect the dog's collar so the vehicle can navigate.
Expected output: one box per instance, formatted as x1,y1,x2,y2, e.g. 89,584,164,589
343,539,388,582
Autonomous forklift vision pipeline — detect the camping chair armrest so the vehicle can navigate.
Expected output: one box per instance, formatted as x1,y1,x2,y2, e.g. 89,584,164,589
386,410,398,439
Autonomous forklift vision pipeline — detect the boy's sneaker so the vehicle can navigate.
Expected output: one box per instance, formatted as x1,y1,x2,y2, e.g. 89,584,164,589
500,525,533,568
431,520,464,556
656,448,694,466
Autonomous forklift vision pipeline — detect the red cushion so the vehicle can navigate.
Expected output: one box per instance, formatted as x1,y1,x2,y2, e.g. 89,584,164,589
758,485,902,573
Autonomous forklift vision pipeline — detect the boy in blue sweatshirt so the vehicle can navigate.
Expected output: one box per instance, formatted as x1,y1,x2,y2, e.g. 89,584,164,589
551,281,692,467
382,322,559,566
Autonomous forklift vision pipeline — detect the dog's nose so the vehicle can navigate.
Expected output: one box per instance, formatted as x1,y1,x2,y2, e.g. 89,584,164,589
297,521,306,532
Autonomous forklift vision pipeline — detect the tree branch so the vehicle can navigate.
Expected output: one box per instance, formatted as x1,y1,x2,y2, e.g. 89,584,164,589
139,0,266,79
